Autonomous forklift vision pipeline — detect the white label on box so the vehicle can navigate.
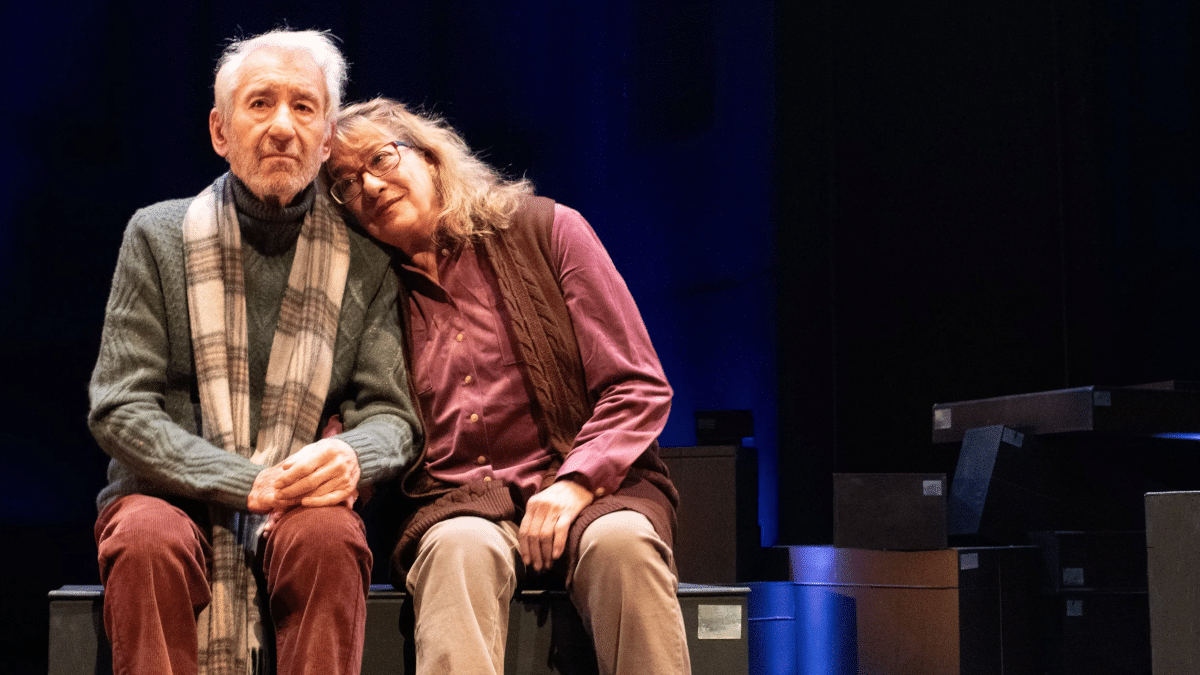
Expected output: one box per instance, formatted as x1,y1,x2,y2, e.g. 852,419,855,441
697,604,742,640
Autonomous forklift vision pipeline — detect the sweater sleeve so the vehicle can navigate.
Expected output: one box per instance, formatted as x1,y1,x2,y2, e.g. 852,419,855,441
332,255,422,486
551,205,673,495
88,210,264,509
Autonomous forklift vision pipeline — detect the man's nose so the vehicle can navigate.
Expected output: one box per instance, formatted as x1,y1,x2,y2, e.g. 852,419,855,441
267,104,298,141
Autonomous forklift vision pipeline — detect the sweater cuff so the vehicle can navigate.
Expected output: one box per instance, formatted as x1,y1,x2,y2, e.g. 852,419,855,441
212,467,260,507
336,420,414,485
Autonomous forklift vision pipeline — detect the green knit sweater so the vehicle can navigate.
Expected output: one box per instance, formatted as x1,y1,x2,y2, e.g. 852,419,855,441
89,176,420,512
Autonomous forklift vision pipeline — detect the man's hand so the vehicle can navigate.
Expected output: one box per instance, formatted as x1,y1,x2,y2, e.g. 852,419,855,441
248,464,297,513
273,437,362,507
518,479,596,573
247,438,361,516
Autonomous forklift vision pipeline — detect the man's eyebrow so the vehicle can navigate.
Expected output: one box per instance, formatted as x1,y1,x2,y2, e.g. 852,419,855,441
239,82,280,102
286,83,322,101
238,79,322,103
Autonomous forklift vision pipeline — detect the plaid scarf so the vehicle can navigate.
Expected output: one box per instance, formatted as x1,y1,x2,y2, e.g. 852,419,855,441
182,173,350,674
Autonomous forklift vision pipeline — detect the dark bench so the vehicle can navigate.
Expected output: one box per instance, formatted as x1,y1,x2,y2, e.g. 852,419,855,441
49,583,748,675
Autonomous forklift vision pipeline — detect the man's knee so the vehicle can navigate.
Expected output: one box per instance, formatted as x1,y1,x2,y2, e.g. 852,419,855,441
96,495,208,579
267,506,371,574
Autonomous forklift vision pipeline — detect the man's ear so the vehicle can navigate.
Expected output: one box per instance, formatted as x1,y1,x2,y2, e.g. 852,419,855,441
209,108,229,158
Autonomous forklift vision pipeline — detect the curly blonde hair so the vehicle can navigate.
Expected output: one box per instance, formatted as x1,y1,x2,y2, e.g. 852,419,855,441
328,97,534,243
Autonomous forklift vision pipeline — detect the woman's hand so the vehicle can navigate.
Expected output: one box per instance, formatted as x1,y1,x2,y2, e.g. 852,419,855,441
518,479,595,572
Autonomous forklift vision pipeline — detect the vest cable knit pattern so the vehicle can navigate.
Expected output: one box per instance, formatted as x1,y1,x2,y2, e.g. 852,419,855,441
481,197,592,460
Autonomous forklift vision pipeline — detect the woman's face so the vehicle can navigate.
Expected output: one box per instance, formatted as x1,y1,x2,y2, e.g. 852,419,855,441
328,125,439,253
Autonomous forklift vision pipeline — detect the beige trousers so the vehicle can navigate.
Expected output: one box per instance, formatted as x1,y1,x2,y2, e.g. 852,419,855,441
406,510,691,675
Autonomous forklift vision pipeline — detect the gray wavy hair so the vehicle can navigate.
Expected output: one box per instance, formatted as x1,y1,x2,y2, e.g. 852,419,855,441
329,97,534,242
213,28,347,120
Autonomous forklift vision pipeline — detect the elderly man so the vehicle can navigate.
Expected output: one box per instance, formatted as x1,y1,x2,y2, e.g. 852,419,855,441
88,29,418,675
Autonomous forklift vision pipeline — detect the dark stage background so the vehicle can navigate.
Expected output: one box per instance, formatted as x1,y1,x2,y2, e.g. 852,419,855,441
3,1,1199,673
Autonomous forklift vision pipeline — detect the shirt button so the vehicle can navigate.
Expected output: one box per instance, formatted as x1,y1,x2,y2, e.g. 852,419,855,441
463,375,473,384
483,476,493,482
456,333,464,342
476,455,488,465
594,487,606,497
441,248,451,257
470,413,479,422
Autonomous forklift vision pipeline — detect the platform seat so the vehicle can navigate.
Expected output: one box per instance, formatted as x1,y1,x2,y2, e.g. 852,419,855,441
48,583,748,675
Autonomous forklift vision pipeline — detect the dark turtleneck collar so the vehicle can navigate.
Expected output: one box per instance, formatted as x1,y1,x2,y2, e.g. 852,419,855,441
230,174,316,256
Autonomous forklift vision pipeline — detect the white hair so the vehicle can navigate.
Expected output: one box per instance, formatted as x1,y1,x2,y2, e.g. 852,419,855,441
213,28,347,120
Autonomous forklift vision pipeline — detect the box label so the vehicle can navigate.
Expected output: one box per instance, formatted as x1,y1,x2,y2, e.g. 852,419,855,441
697,604,742,640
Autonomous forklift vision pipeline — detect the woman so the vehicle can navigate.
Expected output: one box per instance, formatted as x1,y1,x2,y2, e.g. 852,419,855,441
324,98,690,675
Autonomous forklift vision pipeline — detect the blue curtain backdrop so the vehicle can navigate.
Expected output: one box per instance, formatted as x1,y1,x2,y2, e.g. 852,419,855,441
7,0,1200,673
1,3,777,673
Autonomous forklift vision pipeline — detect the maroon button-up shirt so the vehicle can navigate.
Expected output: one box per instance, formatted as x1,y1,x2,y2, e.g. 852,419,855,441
399,204,671,503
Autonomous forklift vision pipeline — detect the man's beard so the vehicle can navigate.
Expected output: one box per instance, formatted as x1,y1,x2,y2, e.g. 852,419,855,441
228,141,320,208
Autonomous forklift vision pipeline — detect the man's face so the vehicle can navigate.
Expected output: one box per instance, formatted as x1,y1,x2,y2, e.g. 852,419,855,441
209,47,331,207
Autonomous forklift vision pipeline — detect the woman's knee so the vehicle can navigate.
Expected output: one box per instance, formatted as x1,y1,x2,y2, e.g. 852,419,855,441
407,517,519,602
577,511,669,567
416,517,517,570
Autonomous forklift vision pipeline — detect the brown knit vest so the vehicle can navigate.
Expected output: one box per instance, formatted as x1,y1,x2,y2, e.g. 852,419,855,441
390,196,678,585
